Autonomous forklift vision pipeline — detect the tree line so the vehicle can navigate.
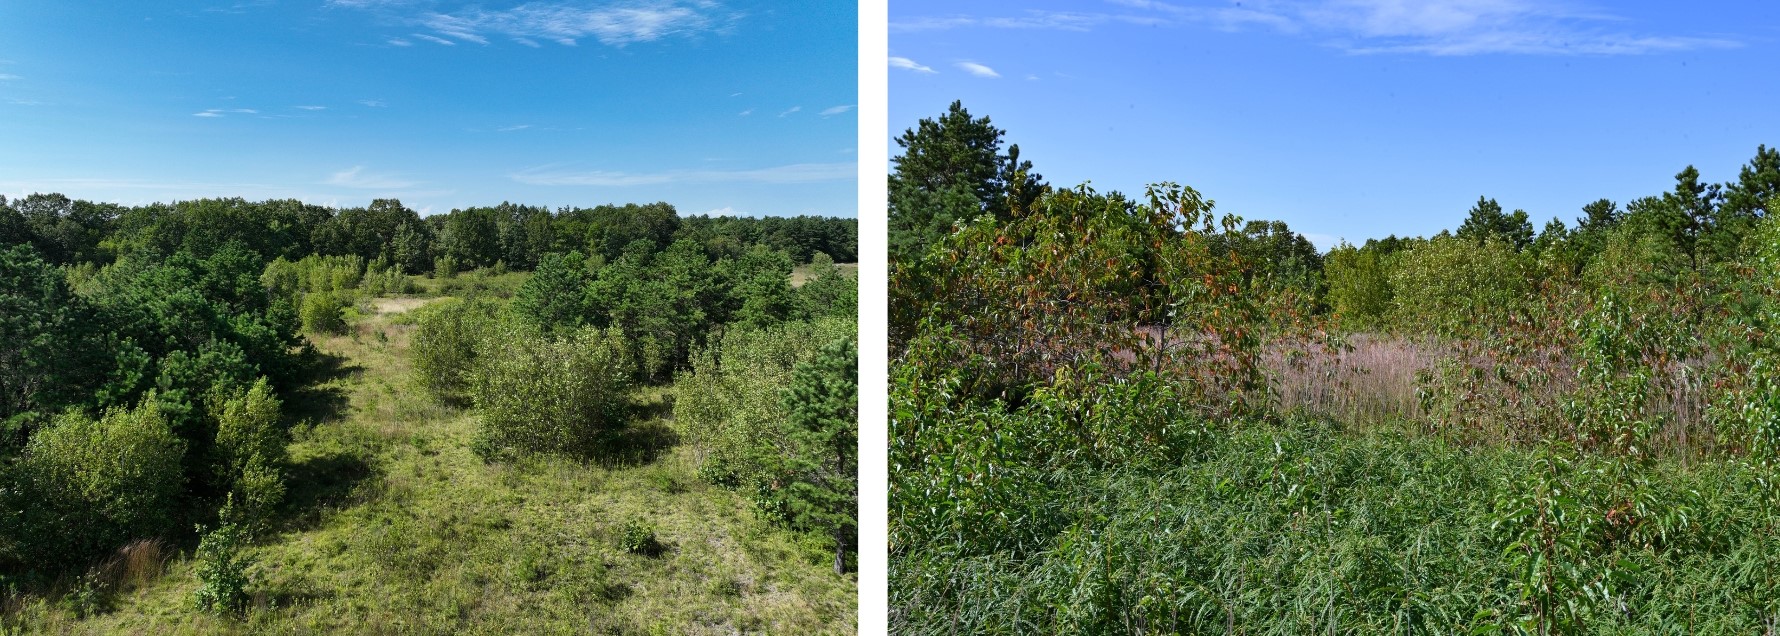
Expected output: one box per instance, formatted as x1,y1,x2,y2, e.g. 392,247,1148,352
1,194,858,275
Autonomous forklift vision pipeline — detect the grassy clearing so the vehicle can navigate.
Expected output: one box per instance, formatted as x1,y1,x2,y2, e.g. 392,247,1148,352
15,295,855,634
791,262,856,288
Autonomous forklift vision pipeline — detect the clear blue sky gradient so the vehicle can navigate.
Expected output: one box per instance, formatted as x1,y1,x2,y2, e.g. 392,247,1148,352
0,1,857,218
889,0,1780,250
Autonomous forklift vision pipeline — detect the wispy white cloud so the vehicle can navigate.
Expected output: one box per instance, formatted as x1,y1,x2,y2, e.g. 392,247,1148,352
514,37,542,47
376,1,731,48
893,12,1121,32
194,108,259,117
738,108,755,116
411,32,457,45
358,99,387,107
888,56,936,73
1303,0,1740,55
956,62,1000,78
0,74,20,81
326,166,418,189
388,37,414,46
729,91,743,97
497,124,532,132
893,0,1740,56
702,206,740,216
778,106,802,117
512,162,856,187
296,105,327,111
819,104,856,117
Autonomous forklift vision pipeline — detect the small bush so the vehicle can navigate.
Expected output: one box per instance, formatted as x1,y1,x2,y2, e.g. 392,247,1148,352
60,572,107,619
434,256,459,279
300,292,347,335
192,505,253,617
616,517,658,555
675,318,855,491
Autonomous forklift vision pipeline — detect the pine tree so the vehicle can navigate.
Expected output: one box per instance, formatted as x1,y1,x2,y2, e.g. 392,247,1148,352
772,339,857,574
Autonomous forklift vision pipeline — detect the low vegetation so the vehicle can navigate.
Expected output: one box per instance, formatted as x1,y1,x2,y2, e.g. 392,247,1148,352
890,102,1780,633
0,194,856,633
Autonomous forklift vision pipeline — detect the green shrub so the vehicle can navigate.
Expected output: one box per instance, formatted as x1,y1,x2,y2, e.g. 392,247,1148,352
192,502,253,616
20,398,185,565
471,325,634,457
675,318,855,491
214,378,286,532
1388,235,1530,337
300,291,347,335
410,299,498,405
616,517,658,555
1323,241,1395,330
434,255,458,279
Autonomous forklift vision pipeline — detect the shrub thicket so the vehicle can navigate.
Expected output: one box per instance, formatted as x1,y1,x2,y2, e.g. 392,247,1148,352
16,399,186,568
409,299,500,405
470,325,635,459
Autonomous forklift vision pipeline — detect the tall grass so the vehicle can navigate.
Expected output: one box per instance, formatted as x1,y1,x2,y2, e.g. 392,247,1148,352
891,416,1780,634
1262,334,1720,456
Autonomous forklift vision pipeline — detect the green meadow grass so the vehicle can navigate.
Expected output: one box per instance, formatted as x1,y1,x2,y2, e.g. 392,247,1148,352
15,295,855,635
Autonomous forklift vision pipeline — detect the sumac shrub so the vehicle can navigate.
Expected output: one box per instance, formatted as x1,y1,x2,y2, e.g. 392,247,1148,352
192,501,253,616
890,182,1270,419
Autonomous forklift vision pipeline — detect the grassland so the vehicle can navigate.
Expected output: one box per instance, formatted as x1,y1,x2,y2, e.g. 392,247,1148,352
791,263,857,288
13,289,856,634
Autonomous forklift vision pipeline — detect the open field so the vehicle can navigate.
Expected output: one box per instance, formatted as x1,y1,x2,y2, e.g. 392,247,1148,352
10,294,855,635
792,262,857,287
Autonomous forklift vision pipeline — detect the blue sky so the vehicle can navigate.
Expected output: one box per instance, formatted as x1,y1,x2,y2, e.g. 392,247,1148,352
889,0,1780,250
0,0,856,218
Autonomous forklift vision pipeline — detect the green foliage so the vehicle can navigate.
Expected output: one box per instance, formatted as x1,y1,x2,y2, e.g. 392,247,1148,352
1322,241,1394,330
675,318,855,489
300,291,348,335
1389,235,1530,337
893,181,1271,418
886,103,1780,634
215,379,286,532
765,339,857,573
433,254,459,279
0,245,113,425
720,245,797,333
470,325,634,458
511,250,591,333
410,298,499,405
616,517,659,556
192,501,253,617
17,398,185,567
1456,196,1534,251
888,100,1046,263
